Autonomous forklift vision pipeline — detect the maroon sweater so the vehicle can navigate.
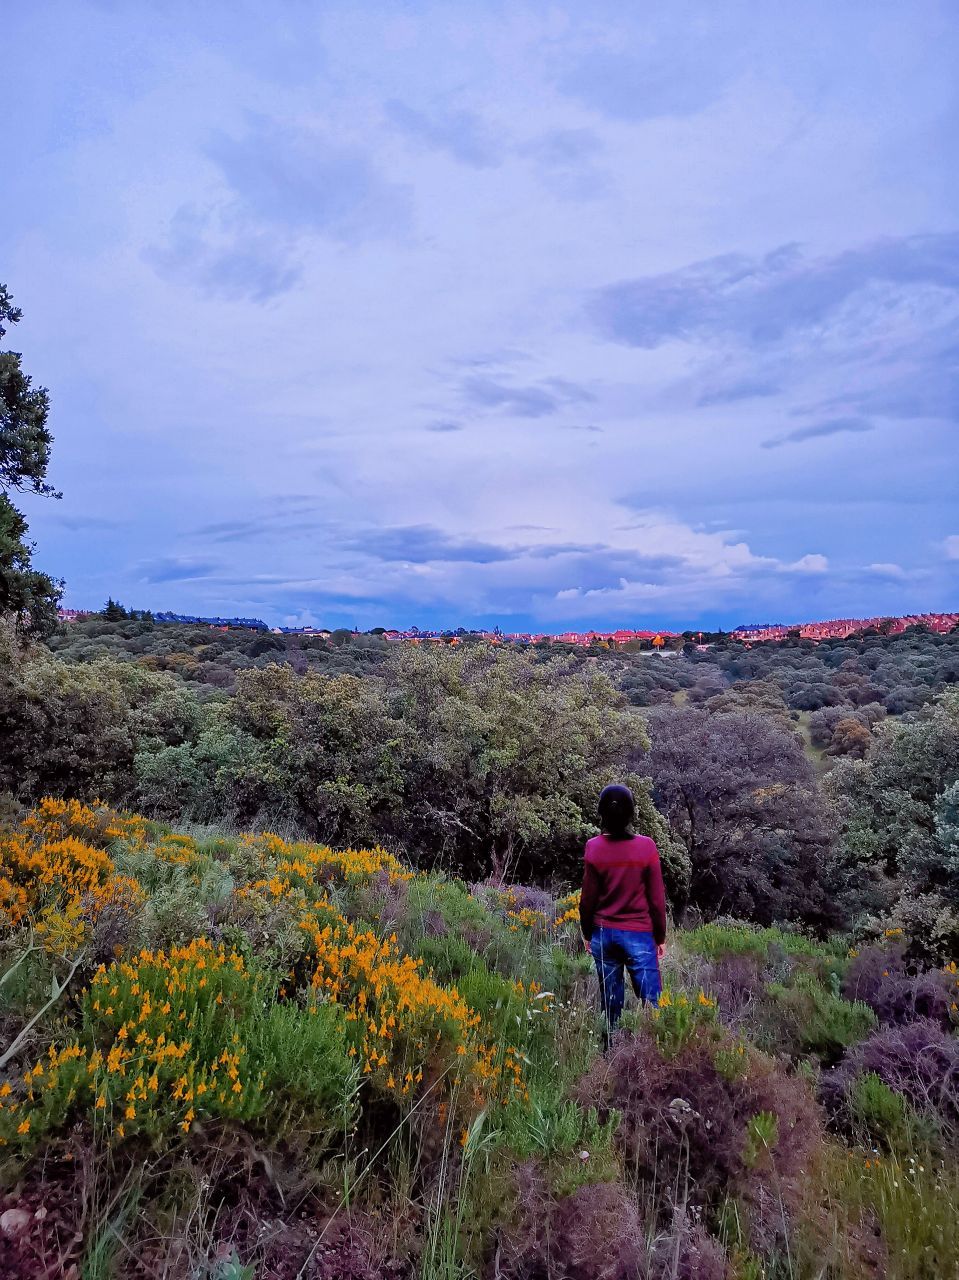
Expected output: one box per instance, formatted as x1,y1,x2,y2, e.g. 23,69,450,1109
579,833,668,944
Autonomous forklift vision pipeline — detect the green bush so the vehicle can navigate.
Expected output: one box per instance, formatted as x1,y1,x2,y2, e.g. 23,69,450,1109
682,921,838,962
497,1087,619,1194
765,973,875,1064
1,942,355,1153
415,932,484,984
457,965,528,1032
850,1070,916,1152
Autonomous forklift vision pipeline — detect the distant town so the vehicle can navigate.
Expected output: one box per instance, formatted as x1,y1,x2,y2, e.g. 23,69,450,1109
56,606,959,648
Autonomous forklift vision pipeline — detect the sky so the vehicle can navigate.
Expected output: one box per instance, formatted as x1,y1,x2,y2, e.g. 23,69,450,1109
4,0,958,632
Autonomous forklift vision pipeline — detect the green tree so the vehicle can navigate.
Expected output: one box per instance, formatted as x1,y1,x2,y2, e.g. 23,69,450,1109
102,597,129,621
384,644,684,889
0,623,203,802
223,662,407,844
643,705,837,928
828,689,959,956
127,643,687,898
704,677,794,726
0,285,61,635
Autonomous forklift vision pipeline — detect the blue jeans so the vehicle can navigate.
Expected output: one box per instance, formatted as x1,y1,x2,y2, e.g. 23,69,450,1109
590,927,661,1029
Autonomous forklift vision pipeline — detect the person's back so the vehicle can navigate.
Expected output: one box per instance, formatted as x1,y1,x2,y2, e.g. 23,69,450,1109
580,831,666,940
580,784,667,1037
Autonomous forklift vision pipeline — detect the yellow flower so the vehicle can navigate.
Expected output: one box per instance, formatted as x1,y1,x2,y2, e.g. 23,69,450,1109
17,1119,30,1135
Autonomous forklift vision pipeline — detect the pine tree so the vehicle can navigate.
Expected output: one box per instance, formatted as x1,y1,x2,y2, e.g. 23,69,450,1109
0,284,62,635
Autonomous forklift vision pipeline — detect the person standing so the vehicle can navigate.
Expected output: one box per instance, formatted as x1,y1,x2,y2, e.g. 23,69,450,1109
579,783,667,1037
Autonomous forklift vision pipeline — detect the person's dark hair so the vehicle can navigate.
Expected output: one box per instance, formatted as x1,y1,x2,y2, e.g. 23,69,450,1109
598,784,636,840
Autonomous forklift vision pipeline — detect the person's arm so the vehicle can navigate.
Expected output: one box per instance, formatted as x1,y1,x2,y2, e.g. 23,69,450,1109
579,857,600,943
645,846,668,947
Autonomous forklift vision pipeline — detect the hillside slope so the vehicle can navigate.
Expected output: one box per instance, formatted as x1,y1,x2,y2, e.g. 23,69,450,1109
1,800,958,1278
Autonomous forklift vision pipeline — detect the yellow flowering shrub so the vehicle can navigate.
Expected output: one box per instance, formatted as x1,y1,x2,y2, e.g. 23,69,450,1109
554,889,581,928
945,959,959,1015
506,906,549,934
22,797,117,846
478,885,581,940
0,873,30,926
296,900,528,1106
238,831,411,899
0,801,535,1152
647,987,718,1056
0,937,354,1150
0,800,146,946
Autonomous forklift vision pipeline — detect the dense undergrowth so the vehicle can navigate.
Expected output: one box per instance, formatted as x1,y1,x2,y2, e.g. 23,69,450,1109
1,801,958,1278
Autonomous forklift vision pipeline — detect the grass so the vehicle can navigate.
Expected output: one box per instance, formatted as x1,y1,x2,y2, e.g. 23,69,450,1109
825,1141,959,1279
681,920,842,961
2,798,957,1279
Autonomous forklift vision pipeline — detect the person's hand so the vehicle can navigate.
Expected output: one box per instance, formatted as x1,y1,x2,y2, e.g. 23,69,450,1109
657,942,666,961
582,935,591,955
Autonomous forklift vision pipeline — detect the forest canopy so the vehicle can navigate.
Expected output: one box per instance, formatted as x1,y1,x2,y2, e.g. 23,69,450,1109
4,614,959,952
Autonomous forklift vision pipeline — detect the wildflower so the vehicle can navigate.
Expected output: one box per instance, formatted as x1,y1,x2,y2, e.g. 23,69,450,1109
17,1119,30,1135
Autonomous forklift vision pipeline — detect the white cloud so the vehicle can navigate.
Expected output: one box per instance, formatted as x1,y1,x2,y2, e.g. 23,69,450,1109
867,562,907,579
784,554,829,574
944,535,959,560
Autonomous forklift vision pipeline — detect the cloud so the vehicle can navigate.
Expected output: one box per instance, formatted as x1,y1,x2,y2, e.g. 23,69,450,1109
385,99,503,168
867,562,907,578
149,113,413,296
450,348,530,371
784,554,829,574
762,417,874,449
557,28,738,122
343,525,517,565
517,127,607,199
425,420,463,433
138,557,221,583
146,205,301,302
814,330,959,422
194,516,326,543
520,128,602,167
191,499,327,543
945,535,959,560
527,540,617,560
590,235,959,349
53,513,119,531
461,375,594,418
206,113,412,242
542,377,595,403
697,379,779,406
